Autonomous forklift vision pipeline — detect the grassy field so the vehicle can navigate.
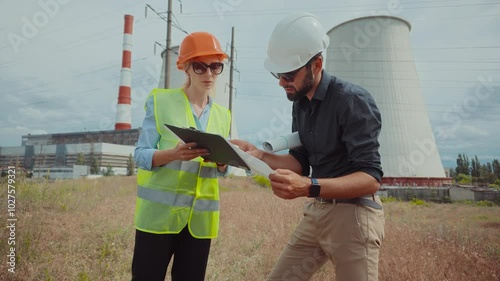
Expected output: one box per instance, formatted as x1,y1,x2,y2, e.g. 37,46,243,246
0,175,499,281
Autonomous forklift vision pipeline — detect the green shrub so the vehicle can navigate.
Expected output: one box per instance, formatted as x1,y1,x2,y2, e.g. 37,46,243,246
455,173,471,184
251,174,270,188
476,200,496,207
489,183,500,190
430,196,452,204
410,198,428,206
381,196,398,203
460,200,475,205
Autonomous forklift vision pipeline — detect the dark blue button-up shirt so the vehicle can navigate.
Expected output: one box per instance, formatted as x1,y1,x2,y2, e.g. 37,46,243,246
289,71,383,182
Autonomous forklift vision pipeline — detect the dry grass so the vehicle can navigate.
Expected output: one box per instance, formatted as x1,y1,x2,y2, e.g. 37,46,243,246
0,177,136,281
0,176,499,280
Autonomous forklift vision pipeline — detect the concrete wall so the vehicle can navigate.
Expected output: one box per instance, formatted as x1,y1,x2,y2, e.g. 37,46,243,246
380,186,500,203
32,165,89,179
474,190,500,202
384,187,449,201
450,188,475,201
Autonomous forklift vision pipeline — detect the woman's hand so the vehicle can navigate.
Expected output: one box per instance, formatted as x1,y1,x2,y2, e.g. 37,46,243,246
170,142,210,161
216,163,228,173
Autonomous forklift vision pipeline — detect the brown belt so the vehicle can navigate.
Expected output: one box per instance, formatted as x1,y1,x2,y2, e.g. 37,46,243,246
315,195,383,210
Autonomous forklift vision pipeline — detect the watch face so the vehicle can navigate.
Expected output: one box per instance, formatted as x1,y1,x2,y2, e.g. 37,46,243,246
310,185,320,197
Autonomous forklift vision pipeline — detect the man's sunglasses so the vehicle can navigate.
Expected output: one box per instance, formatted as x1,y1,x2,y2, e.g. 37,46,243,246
271,67,302,82
191,62,224,75
270,55,320,82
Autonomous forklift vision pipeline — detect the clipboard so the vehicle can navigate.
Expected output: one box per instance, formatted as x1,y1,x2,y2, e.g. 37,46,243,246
164,124,250,169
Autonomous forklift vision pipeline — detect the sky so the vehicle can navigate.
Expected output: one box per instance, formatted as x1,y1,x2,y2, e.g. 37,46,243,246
0,0,499,169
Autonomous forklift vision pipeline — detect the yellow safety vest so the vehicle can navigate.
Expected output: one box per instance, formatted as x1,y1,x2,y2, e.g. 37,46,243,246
135,88,231,238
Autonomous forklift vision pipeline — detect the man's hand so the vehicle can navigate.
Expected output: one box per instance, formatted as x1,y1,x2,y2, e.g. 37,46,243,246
230,139,264,160
269,169,310,199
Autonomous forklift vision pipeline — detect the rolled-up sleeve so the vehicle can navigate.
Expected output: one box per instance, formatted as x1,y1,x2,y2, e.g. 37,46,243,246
341,88,383,182
134,95,161,171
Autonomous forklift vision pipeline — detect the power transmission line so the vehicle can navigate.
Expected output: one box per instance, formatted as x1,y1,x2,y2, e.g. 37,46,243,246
145,1,189,88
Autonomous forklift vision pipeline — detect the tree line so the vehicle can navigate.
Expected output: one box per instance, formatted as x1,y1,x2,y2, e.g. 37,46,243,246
453,154,500,188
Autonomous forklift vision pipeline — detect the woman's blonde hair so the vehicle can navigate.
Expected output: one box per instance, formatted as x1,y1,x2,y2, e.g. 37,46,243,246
182,62,191,89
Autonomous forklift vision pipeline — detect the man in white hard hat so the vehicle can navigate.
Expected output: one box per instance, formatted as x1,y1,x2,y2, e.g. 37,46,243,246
232,12,385,281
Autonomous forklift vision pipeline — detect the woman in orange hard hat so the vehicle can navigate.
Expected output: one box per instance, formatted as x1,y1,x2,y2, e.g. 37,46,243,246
131,32,231,281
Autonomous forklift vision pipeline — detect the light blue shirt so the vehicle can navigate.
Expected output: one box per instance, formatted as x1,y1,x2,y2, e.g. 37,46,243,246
134,93,213,170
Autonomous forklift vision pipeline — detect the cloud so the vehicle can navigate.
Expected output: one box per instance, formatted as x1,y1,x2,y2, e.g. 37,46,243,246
0,0,499,170
0,126,48,146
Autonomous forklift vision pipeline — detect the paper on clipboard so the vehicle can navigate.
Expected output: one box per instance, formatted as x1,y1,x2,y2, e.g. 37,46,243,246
164,124,274,177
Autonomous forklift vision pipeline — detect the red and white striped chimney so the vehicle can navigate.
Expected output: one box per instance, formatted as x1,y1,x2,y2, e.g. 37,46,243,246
115,14,134,130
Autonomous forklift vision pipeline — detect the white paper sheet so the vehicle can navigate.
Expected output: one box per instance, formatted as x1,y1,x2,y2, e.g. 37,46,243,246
230,143,274,177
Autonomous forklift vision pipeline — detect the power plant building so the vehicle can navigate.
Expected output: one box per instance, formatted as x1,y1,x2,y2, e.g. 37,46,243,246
0,15,138,179
326,16,450,186
0,130,139,178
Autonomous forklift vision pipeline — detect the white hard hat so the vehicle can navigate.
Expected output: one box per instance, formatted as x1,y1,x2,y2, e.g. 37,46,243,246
264,12,330,74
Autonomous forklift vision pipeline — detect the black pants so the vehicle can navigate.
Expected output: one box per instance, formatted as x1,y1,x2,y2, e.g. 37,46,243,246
131,226,212,281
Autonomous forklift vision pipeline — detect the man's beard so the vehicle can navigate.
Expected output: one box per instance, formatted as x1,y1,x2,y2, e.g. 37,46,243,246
286,67,313,102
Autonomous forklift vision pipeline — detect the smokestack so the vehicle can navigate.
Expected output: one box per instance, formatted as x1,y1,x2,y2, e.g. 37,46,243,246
115,14,134,130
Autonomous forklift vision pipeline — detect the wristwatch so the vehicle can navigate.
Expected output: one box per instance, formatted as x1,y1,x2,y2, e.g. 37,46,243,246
308,178,321,198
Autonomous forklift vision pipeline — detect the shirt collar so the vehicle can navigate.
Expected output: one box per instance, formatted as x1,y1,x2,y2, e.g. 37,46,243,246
312,70,331,101
207,95,214,106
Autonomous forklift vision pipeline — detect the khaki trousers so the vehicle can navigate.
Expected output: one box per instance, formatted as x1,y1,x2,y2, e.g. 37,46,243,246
267,196,385,281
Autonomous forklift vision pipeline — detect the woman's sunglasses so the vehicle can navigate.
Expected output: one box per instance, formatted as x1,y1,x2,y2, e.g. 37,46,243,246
191,62,224,75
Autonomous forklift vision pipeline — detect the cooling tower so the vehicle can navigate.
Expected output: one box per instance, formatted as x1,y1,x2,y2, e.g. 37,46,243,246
326,16,447,185
115,15,134,130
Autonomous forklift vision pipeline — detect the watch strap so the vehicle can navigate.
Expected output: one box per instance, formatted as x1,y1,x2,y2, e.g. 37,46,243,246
308,178,320,197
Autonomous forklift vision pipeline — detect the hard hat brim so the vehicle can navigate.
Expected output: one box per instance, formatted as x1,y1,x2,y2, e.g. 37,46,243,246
177,51,228,70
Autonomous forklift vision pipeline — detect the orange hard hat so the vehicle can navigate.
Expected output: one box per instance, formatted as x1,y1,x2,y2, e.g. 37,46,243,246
176,32,228,70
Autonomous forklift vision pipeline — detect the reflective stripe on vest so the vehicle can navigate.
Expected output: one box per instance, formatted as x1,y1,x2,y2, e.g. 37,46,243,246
134,88,230,238
137,186,193,207
161,160,218,179
137,186,220,211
